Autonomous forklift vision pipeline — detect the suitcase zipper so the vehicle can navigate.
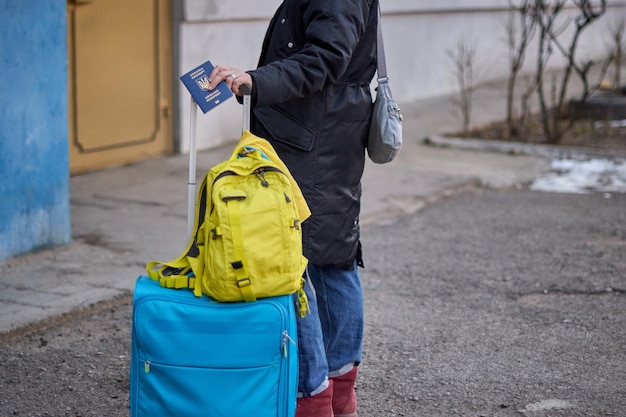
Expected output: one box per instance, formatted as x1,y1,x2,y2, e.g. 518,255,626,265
282,331,295,358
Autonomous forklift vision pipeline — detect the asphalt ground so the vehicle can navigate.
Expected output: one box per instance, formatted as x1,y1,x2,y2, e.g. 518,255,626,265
358,187,626,417
1,185,624,417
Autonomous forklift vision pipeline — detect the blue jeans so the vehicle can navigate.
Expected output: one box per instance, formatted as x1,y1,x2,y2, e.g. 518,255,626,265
294,262,364,397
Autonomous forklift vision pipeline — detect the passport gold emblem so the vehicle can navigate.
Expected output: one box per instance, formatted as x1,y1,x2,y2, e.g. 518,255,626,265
196,75,211,91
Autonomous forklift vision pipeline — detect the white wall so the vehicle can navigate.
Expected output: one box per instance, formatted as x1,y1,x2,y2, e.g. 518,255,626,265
178,0,281,152
178,0,626,152
382,1,626,101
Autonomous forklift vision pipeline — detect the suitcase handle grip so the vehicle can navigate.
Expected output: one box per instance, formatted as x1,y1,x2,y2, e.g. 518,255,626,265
239,84,252,96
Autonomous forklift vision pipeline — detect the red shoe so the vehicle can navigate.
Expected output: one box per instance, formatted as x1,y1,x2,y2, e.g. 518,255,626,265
331,367,358,417
296,380,334,417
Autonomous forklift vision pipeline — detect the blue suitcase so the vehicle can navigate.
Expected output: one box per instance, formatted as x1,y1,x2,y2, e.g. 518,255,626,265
130,276,298,417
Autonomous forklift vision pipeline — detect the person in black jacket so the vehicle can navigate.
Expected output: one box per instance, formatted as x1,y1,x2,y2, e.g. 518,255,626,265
209,1,378,415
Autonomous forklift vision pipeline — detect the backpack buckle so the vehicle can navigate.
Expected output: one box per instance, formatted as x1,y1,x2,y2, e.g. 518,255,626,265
237,277,251,288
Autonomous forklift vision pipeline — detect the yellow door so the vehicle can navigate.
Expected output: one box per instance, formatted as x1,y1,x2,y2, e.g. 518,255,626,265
67,0,172,174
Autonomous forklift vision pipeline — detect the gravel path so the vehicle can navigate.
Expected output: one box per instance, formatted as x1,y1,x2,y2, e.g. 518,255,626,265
1,188,624,417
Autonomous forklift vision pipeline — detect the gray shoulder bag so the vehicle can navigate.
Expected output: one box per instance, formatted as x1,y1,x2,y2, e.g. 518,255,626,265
367,7,403,164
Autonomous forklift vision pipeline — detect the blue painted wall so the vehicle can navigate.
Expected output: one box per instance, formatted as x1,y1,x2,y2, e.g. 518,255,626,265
0,0,71,261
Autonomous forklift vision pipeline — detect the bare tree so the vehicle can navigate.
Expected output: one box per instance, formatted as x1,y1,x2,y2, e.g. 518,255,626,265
447,38,478,137
505,0,537,138
532,0,566,144
532,0,606,144
607,15,626,90
518,74,537,139
550,0,607,102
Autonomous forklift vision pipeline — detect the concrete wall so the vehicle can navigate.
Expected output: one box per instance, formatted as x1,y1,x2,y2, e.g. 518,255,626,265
383,1,626,101
0,0,71,261
178,0,625,151
177,0,282,152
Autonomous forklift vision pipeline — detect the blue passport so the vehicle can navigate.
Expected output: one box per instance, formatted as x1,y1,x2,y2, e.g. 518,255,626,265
180,60,233,113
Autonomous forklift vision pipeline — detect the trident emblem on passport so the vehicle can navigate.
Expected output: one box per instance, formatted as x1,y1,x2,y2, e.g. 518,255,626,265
196,75,211,91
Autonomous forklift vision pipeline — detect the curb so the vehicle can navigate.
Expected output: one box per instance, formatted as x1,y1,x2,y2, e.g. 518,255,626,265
423,135,626,162
360,179,481,227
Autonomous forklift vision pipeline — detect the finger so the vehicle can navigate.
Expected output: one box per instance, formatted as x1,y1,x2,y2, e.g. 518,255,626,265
208,67,221,84
222,70,242,91
208,65,232,90
231,73,253,96
208,65,227,82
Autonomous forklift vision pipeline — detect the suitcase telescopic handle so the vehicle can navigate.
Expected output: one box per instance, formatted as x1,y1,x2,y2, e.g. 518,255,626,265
239,84,252,133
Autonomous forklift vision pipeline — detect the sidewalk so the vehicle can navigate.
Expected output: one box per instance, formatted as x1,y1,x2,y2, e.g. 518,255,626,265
0,81,558,334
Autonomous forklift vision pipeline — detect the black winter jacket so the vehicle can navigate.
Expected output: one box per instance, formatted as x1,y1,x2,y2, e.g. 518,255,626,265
249,0,378,269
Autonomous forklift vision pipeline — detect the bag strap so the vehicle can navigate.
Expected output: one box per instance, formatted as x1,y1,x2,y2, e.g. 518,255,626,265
376,5,388,83
146,172,209,296
221,189,257,302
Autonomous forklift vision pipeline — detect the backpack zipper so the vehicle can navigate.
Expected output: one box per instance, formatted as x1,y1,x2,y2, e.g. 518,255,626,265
213,166,285,187
255,169,270,187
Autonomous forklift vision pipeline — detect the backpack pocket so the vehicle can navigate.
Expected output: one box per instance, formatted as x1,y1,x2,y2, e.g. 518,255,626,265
204,164,304,302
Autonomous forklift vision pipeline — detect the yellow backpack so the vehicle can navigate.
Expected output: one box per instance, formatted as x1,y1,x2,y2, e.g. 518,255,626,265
147,131,310,316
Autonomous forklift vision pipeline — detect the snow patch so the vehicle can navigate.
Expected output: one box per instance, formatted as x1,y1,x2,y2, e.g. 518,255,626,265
530,159,626,194
522,399,575,412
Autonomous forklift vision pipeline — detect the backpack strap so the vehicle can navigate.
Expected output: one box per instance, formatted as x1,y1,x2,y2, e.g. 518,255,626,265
221,189,257,302
145,173,209,296
146,260,196,289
